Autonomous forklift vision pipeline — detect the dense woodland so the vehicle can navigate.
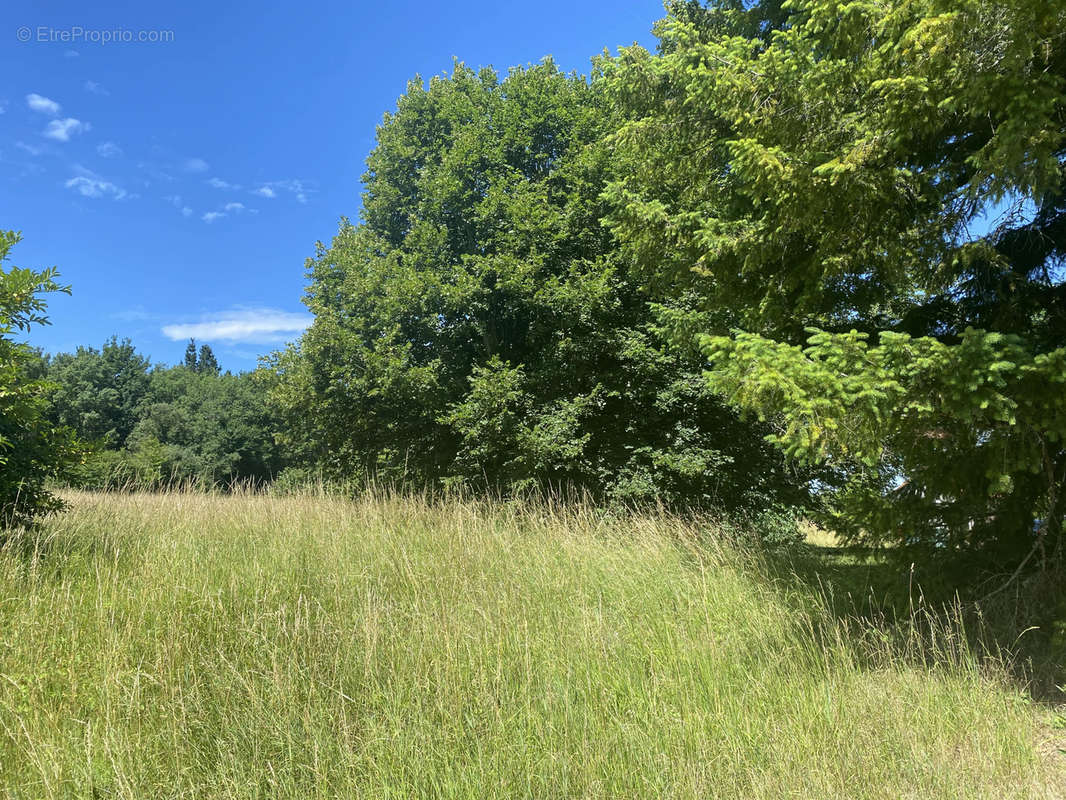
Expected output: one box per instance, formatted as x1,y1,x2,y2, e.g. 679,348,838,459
3,0,1065,586
37,338,284,489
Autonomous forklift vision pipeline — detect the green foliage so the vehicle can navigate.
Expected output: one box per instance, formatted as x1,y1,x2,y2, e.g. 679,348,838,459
707,327,1066,563
267,465,332,496
0,230,79,527
183,339,198,371
605,0,1066,570
48,340,285,490
196,344,219,376
127,366,285,486
180,339,221,376
269,60,806,512
46,337,151,448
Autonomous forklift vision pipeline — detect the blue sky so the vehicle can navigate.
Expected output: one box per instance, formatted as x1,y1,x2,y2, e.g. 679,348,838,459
2,1,661,371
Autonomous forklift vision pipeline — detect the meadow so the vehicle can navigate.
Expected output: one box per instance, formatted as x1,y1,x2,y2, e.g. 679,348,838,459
0,491,1062,798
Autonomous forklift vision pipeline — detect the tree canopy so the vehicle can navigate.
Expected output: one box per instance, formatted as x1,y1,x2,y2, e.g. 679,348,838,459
46,337,151,449
604,0,1066,568
44,339,285,489
268,59,807,515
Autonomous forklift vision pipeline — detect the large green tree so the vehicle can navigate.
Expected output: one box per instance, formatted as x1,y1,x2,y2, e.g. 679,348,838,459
605,0,1066,569
269,59,806,513
0,230,78,527
46,336,151,448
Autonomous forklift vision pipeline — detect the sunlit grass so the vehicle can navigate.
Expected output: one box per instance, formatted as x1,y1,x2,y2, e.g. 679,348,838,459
801,519,840,548
0,490,1060,798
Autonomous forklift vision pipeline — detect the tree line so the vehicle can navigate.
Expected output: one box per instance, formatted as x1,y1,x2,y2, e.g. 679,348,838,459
0,331,285,498
3,0,1064,581
39,337,284,489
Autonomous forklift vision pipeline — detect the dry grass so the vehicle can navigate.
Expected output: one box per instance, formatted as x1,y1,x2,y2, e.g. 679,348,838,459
0,490,1061,798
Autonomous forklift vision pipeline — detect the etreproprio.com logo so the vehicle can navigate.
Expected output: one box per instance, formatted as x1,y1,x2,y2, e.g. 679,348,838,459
16,26,175,44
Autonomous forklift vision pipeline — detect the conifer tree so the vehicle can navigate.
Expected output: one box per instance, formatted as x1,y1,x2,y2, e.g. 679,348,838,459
183,339,198,371
197,344,219,376
605,0,1066,570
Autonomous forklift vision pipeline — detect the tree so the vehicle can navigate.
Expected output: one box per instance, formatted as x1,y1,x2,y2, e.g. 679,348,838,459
46,337,151,448
197,344,220,376
605,0,1066,570
268,60,807,513
183,339,198,371
0,230,78,527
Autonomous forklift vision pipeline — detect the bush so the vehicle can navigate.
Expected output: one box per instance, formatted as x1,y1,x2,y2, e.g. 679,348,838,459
0,230,78,527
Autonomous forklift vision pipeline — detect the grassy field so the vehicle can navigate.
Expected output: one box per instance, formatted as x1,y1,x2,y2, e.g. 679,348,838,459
0,491,1062,798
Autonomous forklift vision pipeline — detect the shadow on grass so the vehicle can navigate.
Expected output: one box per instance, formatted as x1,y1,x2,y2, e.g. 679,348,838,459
765,542,1066,705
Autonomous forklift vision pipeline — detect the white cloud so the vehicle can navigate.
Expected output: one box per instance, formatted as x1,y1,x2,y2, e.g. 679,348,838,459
97,141,122,158
65,175,128,200
64,50,79,58
0,101,6,115
278,179,310,203
26,93,61,115
184,157,209,173
44,118,90,142
253,179,314,204
207,177,239,190
16,141,43,156
165,195,195,217
161,308,312,344
84,80,109,96
201,201,256,220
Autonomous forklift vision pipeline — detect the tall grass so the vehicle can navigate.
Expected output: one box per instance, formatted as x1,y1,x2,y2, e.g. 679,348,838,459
0,490,1060,798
